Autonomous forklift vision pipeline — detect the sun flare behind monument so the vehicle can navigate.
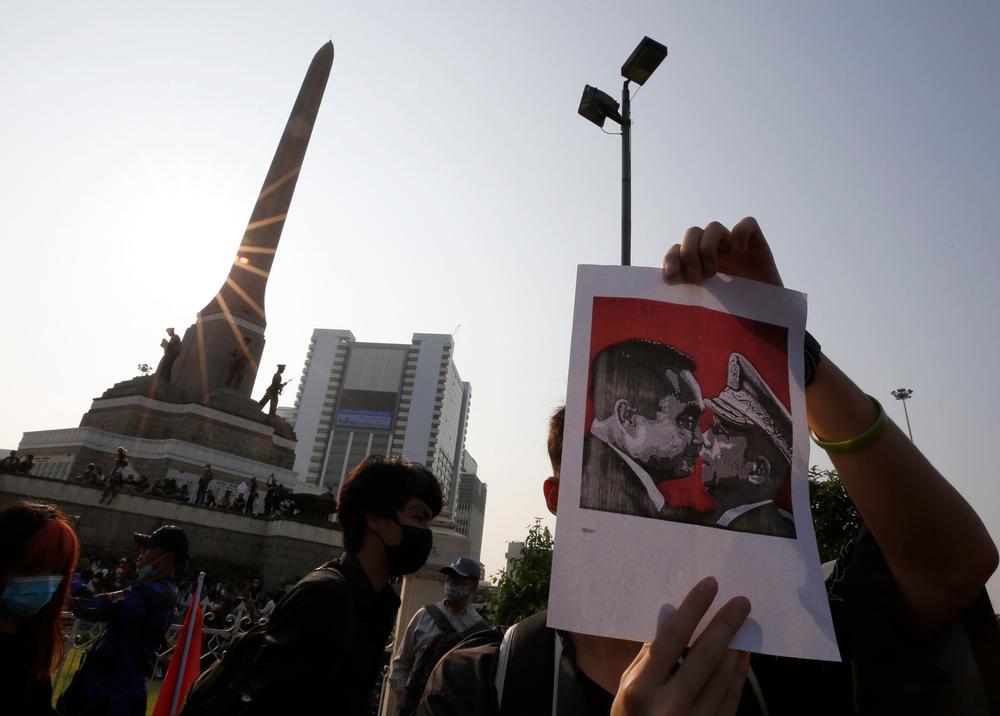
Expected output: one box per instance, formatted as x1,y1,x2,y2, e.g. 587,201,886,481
18,41,335,493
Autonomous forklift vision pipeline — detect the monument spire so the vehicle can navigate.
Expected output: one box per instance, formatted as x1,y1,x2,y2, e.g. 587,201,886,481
172,42,334,400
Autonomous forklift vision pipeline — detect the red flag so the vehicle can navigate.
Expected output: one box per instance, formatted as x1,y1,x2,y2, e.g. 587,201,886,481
153,575,204,716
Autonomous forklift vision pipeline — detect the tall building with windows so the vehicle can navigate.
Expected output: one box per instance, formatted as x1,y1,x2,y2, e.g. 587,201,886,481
454,450,487,561
289,329,471,512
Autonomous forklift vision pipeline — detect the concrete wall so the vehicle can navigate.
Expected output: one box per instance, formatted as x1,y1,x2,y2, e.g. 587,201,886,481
19,427,297,489
0,473,340,590
0,473,472,603
80,398,295,467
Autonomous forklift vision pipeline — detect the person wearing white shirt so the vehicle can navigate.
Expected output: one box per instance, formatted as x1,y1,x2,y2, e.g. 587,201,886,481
259,595,277,620
389,556,487,713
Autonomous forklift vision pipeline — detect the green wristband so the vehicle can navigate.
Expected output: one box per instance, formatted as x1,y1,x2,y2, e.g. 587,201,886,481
811,396,887,454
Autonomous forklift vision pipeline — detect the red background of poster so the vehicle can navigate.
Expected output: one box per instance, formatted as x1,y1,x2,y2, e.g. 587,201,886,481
585,297,790,511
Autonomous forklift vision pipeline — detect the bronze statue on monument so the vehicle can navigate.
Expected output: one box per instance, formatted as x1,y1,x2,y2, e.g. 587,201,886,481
257,364,291,416
225,335,254,389
155,327,182,384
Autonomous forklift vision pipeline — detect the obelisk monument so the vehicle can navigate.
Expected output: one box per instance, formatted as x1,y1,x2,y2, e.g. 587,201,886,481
172,41,334,401
18,42,335,488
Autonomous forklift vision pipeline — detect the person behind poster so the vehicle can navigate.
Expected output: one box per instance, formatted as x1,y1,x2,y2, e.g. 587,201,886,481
416,217,998,716
701,352,796,537
581,339,706,519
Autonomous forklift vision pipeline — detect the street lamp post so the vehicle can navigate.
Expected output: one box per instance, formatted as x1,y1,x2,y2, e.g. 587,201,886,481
891,388,914,441
578,36,668,266
621,78,631,266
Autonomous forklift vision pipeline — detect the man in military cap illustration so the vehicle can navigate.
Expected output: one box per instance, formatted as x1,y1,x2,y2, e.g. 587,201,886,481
701,352,795,537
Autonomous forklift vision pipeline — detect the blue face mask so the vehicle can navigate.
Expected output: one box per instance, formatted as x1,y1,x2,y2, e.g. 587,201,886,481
444,581,471,601
137,551,170,581
2,575,63,617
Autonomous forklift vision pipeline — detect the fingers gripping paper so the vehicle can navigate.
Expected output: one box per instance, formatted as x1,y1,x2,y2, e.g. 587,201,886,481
547,266,839,661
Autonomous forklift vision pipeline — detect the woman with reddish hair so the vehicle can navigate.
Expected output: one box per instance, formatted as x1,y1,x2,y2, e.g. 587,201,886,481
0,500,80,715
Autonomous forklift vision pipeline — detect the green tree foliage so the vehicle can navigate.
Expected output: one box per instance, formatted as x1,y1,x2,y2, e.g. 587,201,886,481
491,522,553,627
808,466,862,562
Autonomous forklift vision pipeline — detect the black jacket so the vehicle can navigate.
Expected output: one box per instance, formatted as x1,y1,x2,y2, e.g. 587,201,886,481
0,631,56,716
245,554,400,716
418,528,998,715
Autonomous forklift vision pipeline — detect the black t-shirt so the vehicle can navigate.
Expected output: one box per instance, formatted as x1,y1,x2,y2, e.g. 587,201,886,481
0,630,56,716
418,527,987,716
573,662,615,715
245,555,400,716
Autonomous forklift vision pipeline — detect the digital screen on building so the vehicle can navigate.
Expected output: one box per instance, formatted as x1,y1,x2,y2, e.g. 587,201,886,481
335,390,397,430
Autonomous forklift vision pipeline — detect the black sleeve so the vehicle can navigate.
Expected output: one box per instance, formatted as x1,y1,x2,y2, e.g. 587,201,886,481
826,524,918,659
827,525,973,714
749,525,980,716
245,577,351,714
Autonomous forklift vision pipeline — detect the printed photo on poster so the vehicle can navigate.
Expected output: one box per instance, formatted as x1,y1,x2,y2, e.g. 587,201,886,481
581,297,795,538
548,266,840,661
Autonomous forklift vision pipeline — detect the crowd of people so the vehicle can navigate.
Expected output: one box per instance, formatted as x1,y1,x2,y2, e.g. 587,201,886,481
1,220,998,716
64,551,280,629
8,447,311,521
181,576,284,628
0,449,34,475
70,454,302,518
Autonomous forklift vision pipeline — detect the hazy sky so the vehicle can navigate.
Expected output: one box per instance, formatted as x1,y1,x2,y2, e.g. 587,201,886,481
3,2,999,602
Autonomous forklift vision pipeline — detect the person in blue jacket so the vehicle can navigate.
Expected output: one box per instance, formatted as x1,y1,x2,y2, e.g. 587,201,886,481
58,525,188,716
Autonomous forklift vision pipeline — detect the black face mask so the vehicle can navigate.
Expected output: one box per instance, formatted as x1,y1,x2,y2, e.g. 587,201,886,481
381,523,433,576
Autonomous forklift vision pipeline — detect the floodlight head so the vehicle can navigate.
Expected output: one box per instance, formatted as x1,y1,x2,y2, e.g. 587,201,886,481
578,84,623,128
621,36,668,86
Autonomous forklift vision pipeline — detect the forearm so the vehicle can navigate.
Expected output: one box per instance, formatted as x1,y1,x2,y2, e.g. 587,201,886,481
806,355,998,630
73,594,113,622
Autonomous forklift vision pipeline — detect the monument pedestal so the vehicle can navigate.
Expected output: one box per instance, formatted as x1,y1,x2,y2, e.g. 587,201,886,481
20,375,297,489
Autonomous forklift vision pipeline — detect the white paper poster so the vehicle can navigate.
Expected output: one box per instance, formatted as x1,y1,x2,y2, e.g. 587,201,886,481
547,265,839,662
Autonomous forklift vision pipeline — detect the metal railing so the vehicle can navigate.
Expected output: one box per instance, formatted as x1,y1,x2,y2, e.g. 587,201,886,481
51,605,268,703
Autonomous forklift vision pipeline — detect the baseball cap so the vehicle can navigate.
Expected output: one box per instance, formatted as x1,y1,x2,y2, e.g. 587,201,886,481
440,556,480,580
134,525,189,562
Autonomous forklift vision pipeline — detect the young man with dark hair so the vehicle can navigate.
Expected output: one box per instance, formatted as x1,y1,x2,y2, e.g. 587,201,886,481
418,218,998,716
243,454,443,716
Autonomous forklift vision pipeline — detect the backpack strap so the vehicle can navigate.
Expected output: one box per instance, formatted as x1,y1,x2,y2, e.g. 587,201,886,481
424,603,457,634
494,612,556,716
494,621,517,709
746,666,770,716
319,561,357,649
550,630,564,716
